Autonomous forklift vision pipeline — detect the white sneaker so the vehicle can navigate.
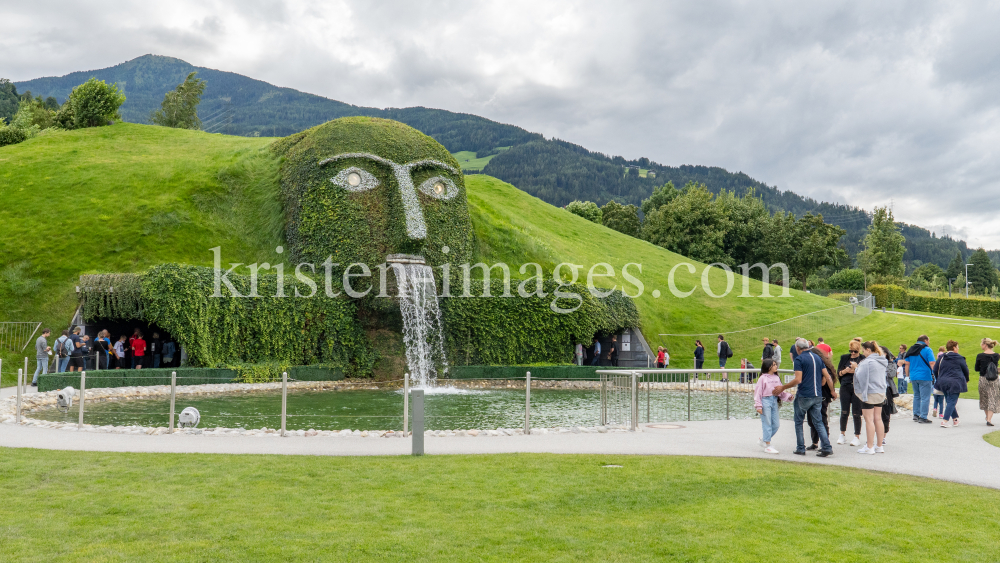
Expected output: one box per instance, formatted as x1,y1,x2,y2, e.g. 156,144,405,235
837,435,847,445
857,446,875,455
764,446,779,454
850,437,861,446
881,437,887,445
758,438,765,448
874,446,884,453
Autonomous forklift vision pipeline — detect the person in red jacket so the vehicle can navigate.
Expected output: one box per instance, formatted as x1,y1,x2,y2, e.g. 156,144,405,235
132,332,147,370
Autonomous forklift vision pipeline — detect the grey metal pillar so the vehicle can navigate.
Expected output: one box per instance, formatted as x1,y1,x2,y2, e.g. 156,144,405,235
169,371,177,431
726,376,730,420
280,371,287,437
412,389,424,456
524,371,531,434
687,373,692,422
600,375,607,426
78,371,86,429
630,372,638,431
16,369,22,423
403,372,409,435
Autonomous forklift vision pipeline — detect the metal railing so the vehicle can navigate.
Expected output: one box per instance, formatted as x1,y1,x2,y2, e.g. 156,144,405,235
0,322,41,353
598,368,797,429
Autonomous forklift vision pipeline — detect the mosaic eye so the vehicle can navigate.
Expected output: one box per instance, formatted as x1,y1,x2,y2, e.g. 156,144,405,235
331,167,379,192
418,176,457,200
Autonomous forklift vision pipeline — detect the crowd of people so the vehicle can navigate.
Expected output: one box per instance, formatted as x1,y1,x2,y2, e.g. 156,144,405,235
750,333,1000,456
31,327,179,386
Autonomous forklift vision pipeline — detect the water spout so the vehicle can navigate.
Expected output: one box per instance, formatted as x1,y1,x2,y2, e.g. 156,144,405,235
388,255,448,388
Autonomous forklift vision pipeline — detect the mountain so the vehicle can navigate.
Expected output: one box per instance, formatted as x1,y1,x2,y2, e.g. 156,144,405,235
12,55,987,269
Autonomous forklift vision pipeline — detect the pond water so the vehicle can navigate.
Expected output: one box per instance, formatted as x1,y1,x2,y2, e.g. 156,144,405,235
28,387,782,431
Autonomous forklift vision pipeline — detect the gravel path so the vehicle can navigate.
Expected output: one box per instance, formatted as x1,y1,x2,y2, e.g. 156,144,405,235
2,393,997,489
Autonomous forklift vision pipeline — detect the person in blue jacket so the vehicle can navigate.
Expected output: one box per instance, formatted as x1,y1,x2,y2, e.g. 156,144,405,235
903,335,937,423
694,340,705,373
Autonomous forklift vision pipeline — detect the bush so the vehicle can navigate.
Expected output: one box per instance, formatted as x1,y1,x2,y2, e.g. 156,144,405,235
868,284,908,309
565,200,602,223
0,123,27,147
827,268,865,290
69,78,126,128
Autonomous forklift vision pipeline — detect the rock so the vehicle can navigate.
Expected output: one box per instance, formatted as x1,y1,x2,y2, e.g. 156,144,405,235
305,430,318,437
468,429,479,436
339,429,352,436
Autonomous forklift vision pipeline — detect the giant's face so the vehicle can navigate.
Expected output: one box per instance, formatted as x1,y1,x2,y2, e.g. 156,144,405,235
277,117,473,272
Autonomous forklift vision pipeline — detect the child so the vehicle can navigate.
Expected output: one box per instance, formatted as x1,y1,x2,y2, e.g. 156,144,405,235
114,335,127,369
754,358,791,454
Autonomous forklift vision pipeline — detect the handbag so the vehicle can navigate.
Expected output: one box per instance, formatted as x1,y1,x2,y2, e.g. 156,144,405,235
985,358,998,382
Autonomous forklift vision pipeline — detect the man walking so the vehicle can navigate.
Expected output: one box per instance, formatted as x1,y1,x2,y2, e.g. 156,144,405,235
31,328,52,386
762,338,774,363
717,334,732,368
608,335,619,367
904,335,936,423
773,338,833,457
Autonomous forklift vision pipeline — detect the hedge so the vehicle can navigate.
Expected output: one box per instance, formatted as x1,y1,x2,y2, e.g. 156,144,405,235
37,365,344,392
869,284,1000,320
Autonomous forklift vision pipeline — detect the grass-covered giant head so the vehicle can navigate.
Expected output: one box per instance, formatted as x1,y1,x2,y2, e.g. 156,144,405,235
275,117,473,270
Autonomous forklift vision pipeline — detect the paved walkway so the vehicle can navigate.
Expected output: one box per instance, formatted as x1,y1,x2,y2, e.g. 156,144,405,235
2,395,997,489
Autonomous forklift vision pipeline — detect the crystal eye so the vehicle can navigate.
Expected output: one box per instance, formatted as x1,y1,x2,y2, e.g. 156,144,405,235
418,176,457,200
331,167,378,192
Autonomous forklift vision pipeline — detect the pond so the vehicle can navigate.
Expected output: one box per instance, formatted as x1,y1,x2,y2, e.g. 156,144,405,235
27,386,784,431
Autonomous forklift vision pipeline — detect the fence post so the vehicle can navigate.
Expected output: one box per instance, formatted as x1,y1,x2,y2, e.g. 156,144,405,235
687,372,692,422
630,372,638,431
524,371,531,435
412,389,424,456
403,372,409,435
726,375,730,420
281,371,287,437
169,371,177,431
646,378,650,423
16,369,22,423
24,357,28,393
78,371,86,429
600,374,607,426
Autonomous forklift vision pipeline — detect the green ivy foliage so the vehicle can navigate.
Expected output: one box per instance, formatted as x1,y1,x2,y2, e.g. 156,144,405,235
80,273,145,321
273,117,474,304
441,278,640,366
133,264,375,373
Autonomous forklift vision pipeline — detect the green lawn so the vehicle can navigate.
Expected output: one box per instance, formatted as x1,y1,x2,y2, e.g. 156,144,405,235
451,150,499,171
1,450,998,562
986,431,1000,447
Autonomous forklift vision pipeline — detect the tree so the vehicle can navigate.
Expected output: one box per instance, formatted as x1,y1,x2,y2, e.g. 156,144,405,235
642,182,730,264
68,78,126,128
150,72,207,129
946,250,964,282
827,268,865,290
0,78,19,123
770,213,846,291
967,248,998,295
857,206,905,284
715,188,770,268
640,181,680,215
911,263,945,283
11,97,54,130
565,200,602,224
601,200,641,238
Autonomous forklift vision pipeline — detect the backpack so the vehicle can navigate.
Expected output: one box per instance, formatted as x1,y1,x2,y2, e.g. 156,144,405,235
60,336,74,357
986,359,998,382
726,343,734,358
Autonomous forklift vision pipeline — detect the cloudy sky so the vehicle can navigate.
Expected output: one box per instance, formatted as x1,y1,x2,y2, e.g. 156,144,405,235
5,1,1000,245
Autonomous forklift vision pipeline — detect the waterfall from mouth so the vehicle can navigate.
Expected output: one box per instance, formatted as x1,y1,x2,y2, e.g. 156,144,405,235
391,257,448,388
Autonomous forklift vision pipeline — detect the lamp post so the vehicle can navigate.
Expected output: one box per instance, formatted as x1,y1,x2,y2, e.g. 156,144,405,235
966,263,973,298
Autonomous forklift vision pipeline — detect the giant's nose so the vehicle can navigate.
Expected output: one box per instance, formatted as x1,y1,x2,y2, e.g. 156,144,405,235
390,163,427,240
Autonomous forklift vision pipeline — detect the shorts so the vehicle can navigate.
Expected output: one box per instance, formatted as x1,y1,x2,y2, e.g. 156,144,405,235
70,356,86,369
860,393,886,409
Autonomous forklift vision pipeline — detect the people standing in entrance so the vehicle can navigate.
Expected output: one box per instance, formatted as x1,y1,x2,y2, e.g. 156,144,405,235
150,332,162,369
114,335,127,369
590,338,601,366
934,340,969,428
854,341,889,454
896,344,909,394
162,338,177,368
717,335,732,368
694,340,705,373
31,328,52,387
806,342,837,450
656,346,667,368
976,338,1000,427
754,358,791,454
68,327,85,372
772,338,833,457
903,335,936,423
131,332,147,369
77,335,92,371
575,342,584,366
54,330,71,373
762,338,774,363
836,339,864,446
772,339,783,369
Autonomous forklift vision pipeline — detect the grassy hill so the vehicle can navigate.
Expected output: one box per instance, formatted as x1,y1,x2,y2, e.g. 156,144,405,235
0,121,940,387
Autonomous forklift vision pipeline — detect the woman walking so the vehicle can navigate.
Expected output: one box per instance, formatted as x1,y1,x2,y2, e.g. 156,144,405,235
754,358,791,454
836,339,864,446
934,340,968,428
975,338,999,427
694,340,705,373
854,340,888,454
932,345,947,418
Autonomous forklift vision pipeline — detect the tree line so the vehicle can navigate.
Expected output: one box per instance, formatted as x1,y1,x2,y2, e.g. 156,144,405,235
0,78,126,147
